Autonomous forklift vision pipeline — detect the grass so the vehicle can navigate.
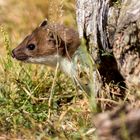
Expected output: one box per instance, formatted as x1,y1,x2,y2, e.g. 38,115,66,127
0,0,134,139
0,25,95,139
0,1,96,139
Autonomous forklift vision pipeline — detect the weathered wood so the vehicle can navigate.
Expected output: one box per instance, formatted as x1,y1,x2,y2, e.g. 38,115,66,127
76,0,140,139
76,0,125,96
113,0,140,88
76,0,140,93
76,0,104,95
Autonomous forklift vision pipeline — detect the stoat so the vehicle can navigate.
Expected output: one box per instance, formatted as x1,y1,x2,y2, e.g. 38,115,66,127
12,19,80,76
12,19,93,94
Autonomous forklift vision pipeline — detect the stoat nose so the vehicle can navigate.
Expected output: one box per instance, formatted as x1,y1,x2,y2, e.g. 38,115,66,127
11,49,16,58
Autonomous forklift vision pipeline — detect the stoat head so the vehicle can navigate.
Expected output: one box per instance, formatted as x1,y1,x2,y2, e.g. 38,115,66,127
12,19,80,67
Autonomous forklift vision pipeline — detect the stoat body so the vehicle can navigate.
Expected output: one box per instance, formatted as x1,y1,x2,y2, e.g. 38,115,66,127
12,19,80,77
12,19,95,94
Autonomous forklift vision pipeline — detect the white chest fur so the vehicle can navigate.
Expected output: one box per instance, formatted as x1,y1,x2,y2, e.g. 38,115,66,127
27,54,74,77
59,57,74,77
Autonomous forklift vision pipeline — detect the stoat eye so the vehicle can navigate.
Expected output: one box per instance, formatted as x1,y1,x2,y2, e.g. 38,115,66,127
27,44,36,50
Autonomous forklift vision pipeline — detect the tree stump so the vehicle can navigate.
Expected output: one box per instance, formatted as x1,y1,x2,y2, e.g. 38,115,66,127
76,0,140,139
76,0,140,91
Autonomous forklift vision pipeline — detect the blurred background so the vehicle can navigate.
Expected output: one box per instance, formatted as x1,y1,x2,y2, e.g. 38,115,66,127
0,0,76,55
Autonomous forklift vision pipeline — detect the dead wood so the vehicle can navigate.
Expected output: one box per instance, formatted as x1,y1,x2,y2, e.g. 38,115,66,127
76,0,140,139
76,0,140,91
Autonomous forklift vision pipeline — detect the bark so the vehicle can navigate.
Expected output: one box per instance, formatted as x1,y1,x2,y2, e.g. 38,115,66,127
113,0,140,88
76,0,140,90
76,0,125,97
76,0,140,139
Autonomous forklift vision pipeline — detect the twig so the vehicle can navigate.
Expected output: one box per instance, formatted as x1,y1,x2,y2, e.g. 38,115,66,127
47,62,59,119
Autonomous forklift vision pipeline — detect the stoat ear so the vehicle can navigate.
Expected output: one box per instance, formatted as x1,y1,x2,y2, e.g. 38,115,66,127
39,19,48,27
